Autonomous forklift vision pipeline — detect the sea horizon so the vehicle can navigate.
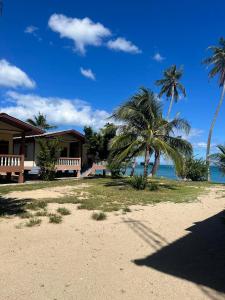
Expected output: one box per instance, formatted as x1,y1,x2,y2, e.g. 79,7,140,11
125,164,225,183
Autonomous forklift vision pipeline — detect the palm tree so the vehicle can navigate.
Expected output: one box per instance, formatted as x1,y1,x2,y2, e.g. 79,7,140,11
156,65,186,120
210,145,225,175
110,87,192,178
153,65,187,176
203,38,225,181
27,112,56,131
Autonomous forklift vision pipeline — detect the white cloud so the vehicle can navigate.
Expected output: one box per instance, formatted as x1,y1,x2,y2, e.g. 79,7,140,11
80,67,96,80
24,25,39,34
107,37,141,54
1,91,110,129
153,52,165,62
48,14,111,55
0,59,36,89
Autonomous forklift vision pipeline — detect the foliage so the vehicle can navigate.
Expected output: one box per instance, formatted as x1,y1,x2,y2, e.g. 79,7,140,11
156,65,186,101
84,123,117,163
177,157,207,181
37,138,61,181
129,175,147,190
110,87,192,178
27,112,57,131
92,211,107,221
107,161,129,178
49,214,63,224
25,218,42,227
210,145,225,175
57,207,71,215
19,211,33,219
203,37,225,87
148,182,159,191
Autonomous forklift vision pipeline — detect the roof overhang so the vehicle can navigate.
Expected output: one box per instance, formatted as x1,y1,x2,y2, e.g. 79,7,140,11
0,113,44,136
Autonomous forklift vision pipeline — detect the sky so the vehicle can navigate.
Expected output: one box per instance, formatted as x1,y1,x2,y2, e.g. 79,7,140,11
0,0,225,160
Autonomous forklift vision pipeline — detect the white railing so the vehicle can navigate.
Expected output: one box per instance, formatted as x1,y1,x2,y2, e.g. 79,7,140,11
0,155,23,167
94,160,107,166
57,157,81,166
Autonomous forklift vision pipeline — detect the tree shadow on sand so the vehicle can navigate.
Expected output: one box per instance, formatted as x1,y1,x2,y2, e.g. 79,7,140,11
130,211,225,298
0,195,29,216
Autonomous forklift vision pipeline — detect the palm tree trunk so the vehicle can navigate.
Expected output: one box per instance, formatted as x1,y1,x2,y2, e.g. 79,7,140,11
150,151,160,177
130,158,136,177
143,145,150,178
167,87,175,120
206,83,225,181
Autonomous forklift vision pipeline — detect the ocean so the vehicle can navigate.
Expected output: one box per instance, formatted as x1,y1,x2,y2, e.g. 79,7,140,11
125,165,225,183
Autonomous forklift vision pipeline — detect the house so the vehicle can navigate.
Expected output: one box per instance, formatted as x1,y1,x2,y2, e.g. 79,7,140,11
14,129,86,177
0,113,43,183
0,113,106,184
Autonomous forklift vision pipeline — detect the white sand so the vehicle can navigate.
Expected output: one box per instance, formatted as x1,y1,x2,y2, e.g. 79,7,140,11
0,185,225,299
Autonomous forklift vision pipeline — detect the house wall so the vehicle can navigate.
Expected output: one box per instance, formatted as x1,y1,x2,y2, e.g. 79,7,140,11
0,121,22,154
14,134,84,169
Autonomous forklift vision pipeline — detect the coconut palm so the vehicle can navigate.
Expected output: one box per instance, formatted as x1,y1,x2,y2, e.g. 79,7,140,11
27,112,56,131
203,38,225,181
110,87,192,178
210,145,225,175
156,64,186,120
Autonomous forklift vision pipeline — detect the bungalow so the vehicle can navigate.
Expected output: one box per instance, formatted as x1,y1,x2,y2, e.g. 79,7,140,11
13,129,86,177
0,113,106,184
0,113,43,183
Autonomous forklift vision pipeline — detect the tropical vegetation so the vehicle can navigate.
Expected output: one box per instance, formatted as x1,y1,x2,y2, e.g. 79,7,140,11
27,112,57,131
109,87,192,178
203,37,225,181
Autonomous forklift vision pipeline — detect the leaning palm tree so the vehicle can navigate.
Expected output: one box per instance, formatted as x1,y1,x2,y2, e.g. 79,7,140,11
210,145,225,175
110,87,192,178
27,112,56,131
203,38,225,181
156,65,186,120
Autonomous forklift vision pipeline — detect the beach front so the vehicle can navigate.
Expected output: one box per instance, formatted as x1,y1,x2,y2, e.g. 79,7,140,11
0,181,225,300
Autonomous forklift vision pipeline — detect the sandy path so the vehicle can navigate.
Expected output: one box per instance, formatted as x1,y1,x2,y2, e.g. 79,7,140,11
0,186,225,300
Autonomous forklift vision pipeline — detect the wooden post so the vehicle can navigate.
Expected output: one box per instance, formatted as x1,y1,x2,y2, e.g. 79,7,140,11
19,132,25,183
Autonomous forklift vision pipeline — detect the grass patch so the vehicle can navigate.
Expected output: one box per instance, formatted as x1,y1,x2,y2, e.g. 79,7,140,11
35,210,48,217
0,177,219,213
49,214,62,224
57,207,71,215
19,211,33,219
122,206,131,213
25,217,42,227
92,211,107,221
26,201,47,211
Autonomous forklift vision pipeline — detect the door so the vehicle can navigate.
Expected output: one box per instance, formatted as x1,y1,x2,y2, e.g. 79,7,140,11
69,142,79,157
0,141,9,154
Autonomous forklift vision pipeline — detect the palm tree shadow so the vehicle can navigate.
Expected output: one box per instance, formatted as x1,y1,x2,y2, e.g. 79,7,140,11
0,195,29,216
132,211,225,296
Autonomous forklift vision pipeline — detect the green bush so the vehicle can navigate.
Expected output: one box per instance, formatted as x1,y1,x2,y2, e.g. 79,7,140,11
49,214,63,224
37,138,61,181
129,175,147,190
57,207,71,215
25,218,42,227
26,201,47,211
177,157,207,181
92,211,107,221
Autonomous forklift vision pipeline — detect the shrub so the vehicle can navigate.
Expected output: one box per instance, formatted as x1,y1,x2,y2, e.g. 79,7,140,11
92,211,107,221
57,207,71,215
37,138,61,181
122,207,131,213
49,214,62,224
25,218,42,227
129,175,147,190
35,210,48,217
177,157,207,181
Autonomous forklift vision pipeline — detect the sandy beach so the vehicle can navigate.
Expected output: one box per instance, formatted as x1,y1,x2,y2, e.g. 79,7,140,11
0,185,225,300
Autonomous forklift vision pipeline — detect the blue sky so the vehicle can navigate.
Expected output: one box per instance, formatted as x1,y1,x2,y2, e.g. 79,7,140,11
0,0,225,159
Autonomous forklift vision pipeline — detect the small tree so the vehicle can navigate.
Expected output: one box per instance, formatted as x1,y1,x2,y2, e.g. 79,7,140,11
37,138,61,181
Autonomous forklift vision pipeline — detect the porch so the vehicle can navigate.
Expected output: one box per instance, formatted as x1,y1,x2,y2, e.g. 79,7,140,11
0,154,24,183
